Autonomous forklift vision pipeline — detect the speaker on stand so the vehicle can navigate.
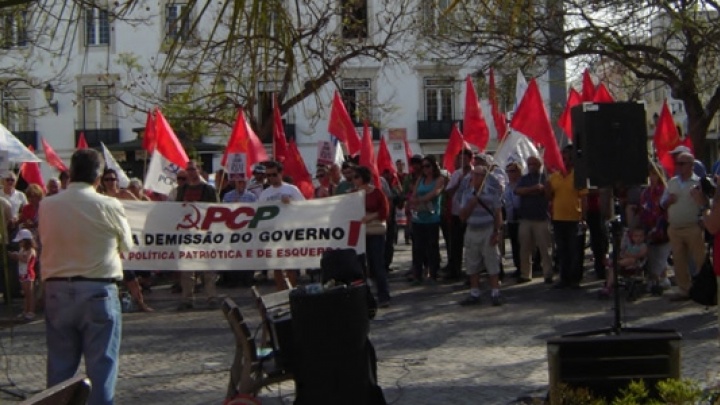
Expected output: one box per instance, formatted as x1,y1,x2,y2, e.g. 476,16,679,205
547,102,682,403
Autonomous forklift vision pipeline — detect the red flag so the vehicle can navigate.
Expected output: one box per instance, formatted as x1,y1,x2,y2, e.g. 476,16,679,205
142,110,157,152
221,108,269,176
488,68,507,140
20,146,45,191
581,69,596,102
155,110,190,169
557,88,582,140
359,121,380,189
593,83,615,103
510,79,565,173
463,76,490,150
376,135,396,177
76,132,88,150
272,95,289,163
653,101,681,176
403,135,413,164
328,91,362,156
284,140,314,199
40,137,68,172
443,124,471,174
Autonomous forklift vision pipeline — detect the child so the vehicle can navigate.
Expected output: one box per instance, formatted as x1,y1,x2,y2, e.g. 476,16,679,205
600,227,648,297
9,228,36,321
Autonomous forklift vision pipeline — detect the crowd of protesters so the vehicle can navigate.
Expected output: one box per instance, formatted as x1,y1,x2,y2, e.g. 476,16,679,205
3,144,720,318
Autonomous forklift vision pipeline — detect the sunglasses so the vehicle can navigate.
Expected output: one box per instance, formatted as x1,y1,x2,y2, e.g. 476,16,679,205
103,177,117,182
676,161,692,166
422,164,432,168
266,173,279,177
4,178,14,182
176,177,187,181
506,169,520,173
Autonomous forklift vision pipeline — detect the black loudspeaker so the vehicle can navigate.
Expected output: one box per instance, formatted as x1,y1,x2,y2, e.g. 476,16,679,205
572,102,649,188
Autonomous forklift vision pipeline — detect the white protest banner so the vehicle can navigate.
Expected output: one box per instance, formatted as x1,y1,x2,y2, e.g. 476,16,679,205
144,151,181,195
226,152,247,181
316,141,335,166
121,193,366,271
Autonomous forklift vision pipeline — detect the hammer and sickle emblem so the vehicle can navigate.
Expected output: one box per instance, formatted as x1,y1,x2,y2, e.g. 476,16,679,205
176,203,201,230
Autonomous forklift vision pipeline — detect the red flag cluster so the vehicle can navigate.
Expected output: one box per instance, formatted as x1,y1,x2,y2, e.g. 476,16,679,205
653,100,690,176
463,76,490,151
488,68,507,141
328,91,361,156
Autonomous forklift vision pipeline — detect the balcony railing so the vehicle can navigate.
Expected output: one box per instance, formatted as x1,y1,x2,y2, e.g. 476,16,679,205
417,120,462,140
14,130,37,149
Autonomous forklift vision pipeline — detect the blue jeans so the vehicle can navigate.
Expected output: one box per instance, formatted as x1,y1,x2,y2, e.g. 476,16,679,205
45,281,122,405
366,235,390,302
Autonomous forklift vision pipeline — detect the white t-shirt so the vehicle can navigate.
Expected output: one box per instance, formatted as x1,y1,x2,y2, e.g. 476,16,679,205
0,189,27,219
259,183,306,202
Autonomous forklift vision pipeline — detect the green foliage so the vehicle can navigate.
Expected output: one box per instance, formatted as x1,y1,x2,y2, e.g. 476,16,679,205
557,379,718,405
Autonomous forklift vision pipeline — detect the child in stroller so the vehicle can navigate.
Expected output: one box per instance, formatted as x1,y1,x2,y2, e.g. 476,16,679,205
599,227,648,300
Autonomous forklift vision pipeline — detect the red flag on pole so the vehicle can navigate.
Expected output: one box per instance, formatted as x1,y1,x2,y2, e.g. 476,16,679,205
463,76,490,150
509,79,566,173
142,110,157,153
40,137,68,172
653,100,682,176
359,121,380,189
272,95,289,163
76,132,89,150
592,83,615,103
557,88,582,140
581,69,596,102
328,91,362,156
488,68,507,141
284,140,314,199
20,145,45,191
154,110,190,168
376,135,396,177
443,124,471,174
403,135,413,164
221,108,269,177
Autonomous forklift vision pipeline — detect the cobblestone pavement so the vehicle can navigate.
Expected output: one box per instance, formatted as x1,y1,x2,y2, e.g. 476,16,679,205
0,242,718,404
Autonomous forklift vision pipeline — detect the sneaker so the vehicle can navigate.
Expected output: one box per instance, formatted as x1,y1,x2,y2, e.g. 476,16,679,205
598,287,612,298
659,278,672,290
491,295,504,306
544,277,553,285
377,300,390,309
177,302,194,311
459,295,481,306
23,313,35,321
516,277,532,284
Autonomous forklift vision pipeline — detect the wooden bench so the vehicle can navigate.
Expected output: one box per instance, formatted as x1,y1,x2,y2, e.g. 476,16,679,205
20,375,91,405
221,298,293,399
250,286,291,348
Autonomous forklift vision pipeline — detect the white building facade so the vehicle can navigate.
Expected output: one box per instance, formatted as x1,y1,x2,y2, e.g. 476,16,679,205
0,0,560,180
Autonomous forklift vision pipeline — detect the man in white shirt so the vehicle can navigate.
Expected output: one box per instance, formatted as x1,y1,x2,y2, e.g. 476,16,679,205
40,149,133,405
259,161,305,289
0,172,27,222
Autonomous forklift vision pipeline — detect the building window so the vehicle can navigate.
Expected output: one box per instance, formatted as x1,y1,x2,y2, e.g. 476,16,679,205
80,85,114,129
424,77,455,121
421,0,457,35
341,0,368,40
166,3,190,41
85,7,110,46
0,9,28,49
0,86,30,132
341,78,372,124
257,81,281,132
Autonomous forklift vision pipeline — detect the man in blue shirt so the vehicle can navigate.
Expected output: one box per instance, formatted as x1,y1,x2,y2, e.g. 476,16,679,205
223,178,258,203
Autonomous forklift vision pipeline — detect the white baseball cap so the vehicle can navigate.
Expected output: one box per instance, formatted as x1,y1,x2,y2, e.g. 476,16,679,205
13,228,33,243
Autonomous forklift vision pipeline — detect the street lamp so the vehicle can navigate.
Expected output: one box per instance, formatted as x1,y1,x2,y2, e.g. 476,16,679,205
43,83,59,115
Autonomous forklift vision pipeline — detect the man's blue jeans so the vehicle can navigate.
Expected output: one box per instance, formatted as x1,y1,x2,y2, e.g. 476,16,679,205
45,281,122,405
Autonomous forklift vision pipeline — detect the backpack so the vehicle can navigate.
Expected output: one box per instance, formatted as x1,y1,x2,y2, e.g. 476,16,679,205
689,256,717,306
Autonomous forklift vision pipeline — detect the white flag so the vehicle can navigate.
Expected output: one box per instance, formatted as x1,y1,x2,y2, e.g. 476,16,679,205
333,138,345,166
494,131,539,174
0,123,40,162
101,142,130,188
144,151,181,195
515,69,528,112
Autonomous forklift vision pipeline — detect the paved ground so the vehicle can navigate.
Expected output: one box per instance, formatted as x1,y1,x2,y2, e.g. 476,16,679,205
0,242,718,404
